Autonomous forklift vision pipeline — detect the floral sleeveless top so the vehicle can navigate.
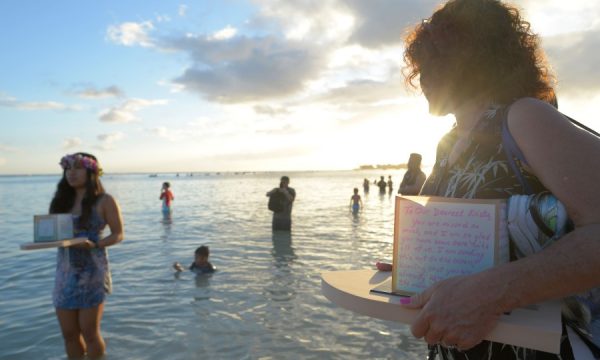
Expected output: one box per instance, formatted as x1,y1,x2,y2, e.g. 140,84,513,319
420,104,591,359
53,205,112,309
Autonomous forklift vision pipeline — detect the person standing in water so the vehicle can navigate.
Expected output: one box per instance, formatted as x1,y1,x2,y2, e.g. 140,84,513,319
349,188,363,213
398,153,427,195
50,152,124,358
266,176,296,231
376,176,387,194
159,182,174,218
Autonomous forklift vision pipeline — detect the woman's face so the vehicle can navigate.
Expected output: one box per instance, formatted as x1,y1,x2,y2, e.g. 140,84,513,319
65,165,88,189
420,66,455,116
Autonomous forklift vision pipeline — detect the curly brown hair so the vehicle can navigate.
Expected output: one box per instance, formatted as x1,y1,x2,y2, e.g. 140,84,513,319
403,0,556,106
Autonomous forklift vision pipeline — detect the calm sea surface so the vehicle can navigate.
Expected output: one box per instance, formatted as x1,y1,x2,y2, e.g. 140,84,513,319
0,170,428,360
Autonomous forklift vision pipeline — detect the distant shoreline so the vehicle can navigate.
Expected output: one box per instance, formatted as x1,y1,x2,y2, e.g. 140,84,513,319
354,164,408,170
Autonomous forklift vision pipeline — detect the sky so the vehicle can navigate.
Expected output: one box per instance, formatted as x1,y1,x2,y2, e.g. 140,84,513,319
1,0,600,175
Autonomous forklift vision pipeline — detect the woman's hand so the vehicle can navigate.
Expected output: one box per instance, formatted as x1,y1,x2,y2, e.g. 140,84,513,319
173,262,184,272
375,261,393,271
71,240,97,250
401,272,505,351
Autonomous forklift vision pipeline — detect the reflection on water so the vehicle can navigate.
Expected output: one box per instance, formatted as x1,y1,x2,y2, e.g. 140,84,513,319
271,231,296,267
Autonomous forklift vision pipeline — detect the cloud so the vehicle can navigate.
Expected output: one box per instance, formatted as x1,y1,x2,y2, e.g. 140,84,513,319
256,123,299,135
247,0,353,41
317,77,409,106
73,85,124,99
210,26,237,41
544,28,600,95
0,157,6,166
253,104,291,116
146,126,185,141
341,0,438,48
107,21,155,47
179,4,188,17
99,98,168,123
62,137,82,149
0,144,19,152
0,94,80,111
96,132,124,150
166,35,327,102
207,146,312,161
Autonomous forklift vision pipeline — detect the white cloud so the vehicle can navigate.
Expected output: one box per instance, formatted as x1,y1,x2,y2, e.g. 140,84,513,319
107,21,155,47
99,98,168,123
0,144,19,152
155,14,171,23
253,104,290,116
0,157,6,166
179,4,188,17
96,132,124,150
0,94,80,111
62,137,82,149
210,26,237,40
73,85,124,99
147,126,185,141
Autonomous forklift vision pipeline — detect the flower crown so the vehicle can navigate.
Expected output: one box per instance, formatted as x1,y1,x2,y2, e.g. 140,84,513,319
59,154,104,176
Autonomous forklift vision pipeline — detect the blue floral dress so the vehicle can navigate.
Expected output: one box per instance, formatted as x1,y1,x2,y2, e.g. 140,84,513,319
52,209,112,309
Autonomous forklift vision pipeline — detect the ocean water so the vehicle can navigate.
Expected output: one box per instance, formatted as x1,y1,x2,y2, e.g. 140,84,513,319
0,170,428,360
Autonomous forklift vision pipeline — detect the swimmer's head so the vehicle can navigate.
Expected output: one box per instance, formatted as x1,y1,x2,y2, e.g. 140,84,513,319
162,182,170,189
354,188,359,194
194,245,210,266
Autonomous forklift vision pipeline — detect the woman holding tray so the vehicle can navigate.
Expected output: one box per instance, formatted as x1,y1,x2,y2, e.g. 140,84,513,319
400,0,600,358
49,152,124,358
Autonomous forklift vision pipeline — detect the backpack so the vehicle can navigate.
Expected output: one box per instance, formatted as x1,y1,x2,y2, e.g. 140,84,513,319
268,191,286,213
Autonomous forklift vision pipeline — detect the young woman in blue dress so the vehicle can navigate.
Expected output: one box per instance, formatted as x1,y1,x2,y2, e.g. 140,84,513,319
49,152,124,358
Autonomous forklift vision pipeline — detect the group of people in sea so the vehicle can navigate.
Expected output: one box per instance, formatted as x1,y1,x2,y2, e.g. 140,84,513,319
361,153,427,197
40,0,600,358
352,153,427,214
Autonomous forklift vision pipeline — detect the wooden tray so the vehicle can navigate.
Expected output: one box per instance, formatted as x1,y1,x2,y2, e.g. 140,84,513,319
20,237,88,250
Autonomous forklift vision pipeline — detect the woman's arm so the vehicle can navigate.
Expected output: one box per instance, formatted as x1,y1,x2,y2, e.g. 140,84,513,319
97,194,124,249
402,98,600,350
499,98,600,303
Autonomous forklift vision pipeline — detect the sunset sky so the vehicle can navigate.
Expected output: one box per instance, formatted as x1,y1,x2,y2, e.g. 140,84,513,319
1,0,599,174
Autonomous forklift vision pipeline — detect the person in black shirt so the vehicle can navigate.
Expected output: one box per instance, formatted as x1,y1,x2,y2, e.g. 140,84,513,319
398,153,426,195
266,176,296,231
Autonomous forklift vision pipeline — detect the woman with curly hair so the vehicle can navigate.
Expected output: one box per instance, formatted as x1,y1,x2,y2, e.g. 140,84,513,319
400,0,600,358
50,152,123,358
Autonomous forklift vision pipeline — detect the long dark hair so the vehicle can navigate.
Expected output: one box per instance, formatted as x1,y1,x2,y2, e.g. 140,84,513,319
49,152,105,229
403,0,556,106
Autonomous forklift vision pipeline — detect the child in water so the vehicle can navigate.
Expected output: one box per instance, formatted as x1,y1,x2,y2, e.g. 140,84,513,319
173,245,216,274
159,182,174,217
349,188,363,213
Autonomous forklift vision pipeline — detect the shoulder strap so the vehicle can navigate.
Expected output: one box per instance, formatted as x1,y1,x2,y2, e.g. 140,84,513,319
501,110,600,195
501,114,534,194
